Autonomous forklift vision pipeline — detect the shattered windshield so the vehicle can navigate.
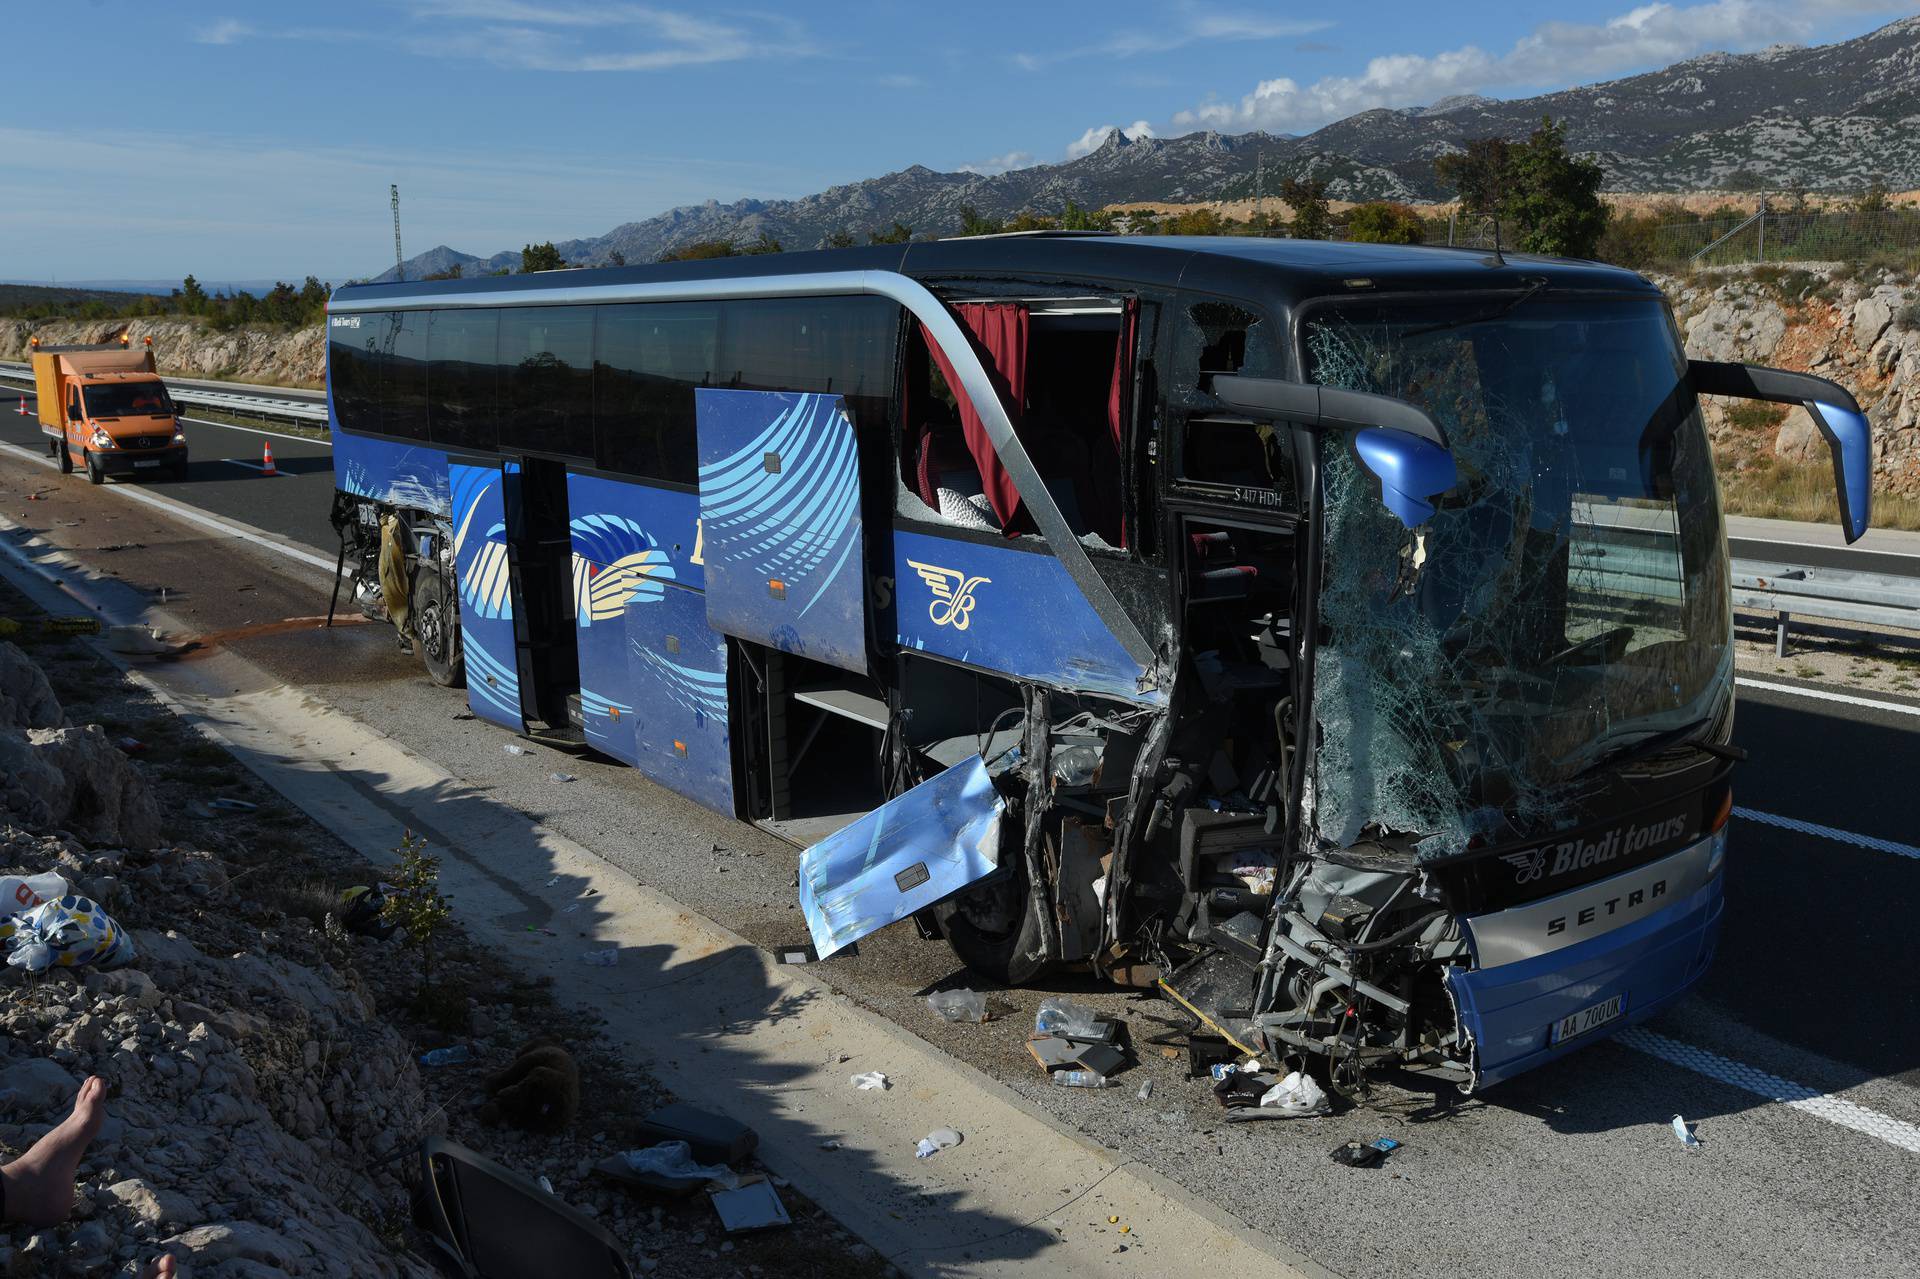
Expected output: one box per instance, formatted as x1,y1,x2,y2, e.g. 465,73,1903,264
1304,295,1731,859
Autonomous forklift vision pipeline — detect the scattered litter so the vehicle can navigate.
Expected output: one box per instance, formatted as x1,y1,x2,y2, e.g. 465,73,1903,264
914,1128,962,1159
4,896,135,973
548,772,577,784
614,1141,740,1191
1671,1114,1701,1149
1135,1080,1154,1102
1257,1071,1331,1117
1034,997,1102,1038
709,1179,790,1232
536,1175,555,1195
926,988,989,1023
1108,1216,1119,1224
525,926,558,937
105,624,169,655
545,875,562,886
115,736,145,753
850,1072,890,1091
206,797,258,812
419,1045,473,1067
452,711,476,721
582,948,619,967
562,903,584,915
503,743,529,756
818,1139,842,1151
0,873,69,922
1051,1070,1114,1089
338,885,396,939
1330,1137,1400,1168
637,1103,758,1166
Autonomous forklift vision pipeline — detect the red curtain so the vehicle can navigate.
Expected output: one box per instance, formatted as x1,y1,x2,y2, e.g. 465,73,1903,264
920,302,1027,530
1104,298,1139,546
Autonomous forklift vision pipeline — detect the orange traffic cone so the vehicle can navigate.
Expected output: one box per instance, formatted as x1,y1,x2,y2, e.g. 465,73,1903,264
261,441,277,476
14,398,25,416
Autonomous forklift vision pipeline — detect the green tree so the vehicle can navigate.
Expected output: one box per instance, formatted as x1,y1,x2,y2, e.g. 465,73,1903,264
1279,177,1332,240
868,220,914,245
520,241,566,272
421,264,464,281
1501,117,1608,258
822,229,857,249
956,204,1003,237
739,231,784,255
1851,180,1890,215
180,275,207,315
1434,137,1513,223
1057,199,1113,232
659,238,742,261
380,830,453,991
608,249,627,267
1345,201,1426,245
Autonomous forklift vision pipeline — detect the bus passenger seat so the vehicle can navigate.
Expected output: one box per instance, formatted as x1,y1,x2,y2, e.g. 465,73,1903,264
915,413,1000,531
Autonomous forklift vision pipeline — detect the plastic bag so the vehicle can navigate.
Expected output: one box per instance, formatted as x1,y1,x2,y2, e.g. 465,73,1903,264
926,989,988,1024
850,1072,889,1091
1258,1071,1331,1117
5,895,135,973
913,1128,962,1158
618,1140,739,1190
1033,997,1101,1038
0,874,70,946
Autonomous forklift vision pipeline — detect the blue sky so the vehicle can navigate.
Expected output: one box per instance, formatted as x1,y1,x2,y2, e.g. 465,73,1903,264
4,0,1914,284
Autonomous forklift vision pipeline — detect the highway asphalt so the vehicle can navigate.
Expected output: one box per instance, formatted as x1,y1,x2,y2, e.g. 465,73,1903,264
1,379,1916,1277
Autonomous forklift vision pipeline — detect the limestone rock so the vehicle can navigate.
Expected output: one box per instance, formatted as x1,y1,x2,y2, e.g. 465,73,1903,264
0,725,158,849
104,1177,200,1229
0,1057,80,1109
0,642,65,731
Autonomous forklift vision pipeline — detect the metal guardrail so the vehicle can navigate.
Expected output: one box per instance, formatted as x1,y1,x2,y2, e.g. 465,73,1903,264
1731,559,1920,656
0,362,328,425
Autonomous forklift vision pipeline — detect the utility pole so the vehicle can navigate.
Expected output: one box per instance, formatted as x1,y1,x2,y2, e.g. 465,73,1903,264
391,184,404,281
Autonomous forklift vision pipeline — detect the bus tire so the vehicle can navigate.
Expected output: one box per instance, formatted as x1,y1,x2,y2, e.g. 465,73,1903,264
56,439,73,475
934,856,1054,986
85,452,105,485
413,570,464,689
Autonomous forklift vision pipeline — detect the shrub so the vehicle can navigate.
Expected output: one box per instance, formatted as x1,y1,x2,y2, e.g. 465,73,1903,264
1345,202,1426,244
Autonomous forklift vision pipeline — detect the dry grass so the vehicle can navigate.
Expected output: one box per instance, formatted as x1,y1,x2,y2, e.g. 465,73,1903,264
1721,457,1920,530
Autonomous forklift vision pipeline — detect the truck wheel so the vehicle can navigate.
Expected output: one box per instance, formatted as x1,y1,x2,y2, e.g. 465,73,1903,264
56,439,73,475
85,452,105,485
933,855,1055,986
413,570,464,689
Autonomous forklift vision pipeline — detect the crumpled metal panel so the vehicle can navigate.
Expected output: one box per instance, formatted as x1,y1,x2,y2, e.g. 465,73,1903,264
798,755,1006,960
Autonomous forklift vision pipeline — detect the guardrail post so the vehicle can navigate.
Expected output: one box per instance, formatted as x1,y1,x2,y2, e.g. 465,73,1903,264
1776,612,1791,659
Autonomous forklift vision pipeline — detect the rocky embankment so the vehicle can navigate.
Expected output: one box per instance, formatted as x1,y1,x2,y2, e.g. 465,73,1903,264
1658,266,1920,494
0,318,322,388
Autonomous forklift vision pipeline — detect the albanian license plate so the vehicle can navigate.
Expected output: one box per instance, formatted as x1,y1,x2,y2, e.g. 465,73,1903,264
133,459,161,469
1551,994,1625,1044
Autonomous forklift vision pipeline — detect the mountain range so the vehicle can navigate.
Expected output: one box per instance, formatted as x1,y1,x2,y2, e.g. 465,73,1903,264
377,15,1920,281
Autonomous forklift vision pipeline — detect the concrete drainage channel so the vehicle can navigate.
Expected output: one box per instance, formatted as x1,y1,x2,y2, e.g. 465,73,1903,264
0,517,1315,1279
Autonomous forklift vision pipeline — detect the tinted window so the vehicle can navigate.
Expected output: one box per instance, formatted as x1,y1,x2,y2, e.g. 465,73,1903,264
719,297,897,410
499,306,594,458
593,302,717,485
384,311,431,441
428,310,499,453
328,314,384,435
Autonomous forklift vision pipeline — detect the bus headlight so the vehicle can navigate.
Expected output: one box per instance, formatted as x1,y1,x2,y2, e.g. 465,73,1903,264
89,428,114,450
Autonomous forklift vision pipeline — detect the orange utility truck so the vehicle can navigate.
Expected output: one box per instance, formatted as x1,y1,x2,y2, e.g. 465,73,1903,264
30,336,188,484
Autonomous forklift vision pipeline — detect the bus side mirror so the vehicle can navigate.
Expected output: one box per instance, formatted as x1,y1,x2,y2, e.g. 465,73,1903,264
1689,360,1872,543
1209,375,1458,529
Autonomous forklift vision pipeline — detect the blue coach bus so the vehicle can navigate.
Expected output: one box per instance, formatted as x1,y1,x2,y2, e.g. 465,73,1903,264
327,234,1871,1092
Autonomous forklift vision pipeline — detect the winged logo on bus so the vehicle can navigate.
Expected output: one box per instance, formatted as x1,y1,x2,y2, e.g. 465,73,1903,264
906,560,990,631
1498,849,1548,883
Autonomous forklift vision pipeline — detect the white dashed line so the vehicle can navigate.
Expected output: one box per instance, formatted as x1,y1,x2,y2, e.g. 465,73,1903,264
1736,677,1920,718
1619,1027,1920,1155
1734,807,1920,861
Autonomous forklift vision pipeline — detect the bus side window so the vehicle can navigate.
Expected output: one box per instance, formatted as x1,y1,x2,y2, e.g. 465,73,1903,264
427,309,499,453
383,311,431,441
499,306,594,460
329,314,385,436
593,302,718,486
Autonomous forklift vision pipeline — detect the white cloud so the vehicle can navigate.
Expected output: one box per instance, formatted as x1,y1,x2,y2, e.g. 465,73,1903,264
1065,121,1155,160
1166,1,1918,135
194,3,815,73
958,150,1037,176
1015,9,1331,69
194,19,253,45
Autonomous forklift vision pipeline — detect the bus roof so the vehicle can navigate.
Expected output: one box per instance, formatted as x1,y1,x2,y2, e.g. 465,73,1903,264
331,234,1658,312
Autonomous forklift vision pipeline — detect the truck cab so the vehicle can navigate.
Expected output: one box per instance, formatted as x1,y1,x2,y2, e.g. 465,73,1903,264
31,339,188,484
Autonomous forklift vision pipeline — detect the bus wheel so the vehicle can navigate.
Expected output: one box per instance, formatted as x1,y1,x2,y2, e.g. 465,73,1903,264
934,855,1054,986
413,570,464,689
85,452,105,485
56,440,73,475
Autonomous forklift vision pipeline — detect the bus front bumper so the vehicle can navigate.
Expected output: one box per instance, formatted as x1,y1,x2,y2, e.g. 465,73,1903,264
1445,831,1725,1091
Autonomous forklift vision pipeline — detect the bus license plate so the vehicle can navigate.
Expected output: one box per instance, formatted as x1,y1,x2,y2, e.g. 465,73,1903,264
133,459,161,469
1551,994,1624,1044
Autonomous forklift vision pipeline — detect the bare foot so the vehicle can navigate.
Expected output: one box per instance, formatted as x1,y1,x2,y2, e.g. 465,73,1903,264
140,1255,177,1279
0,1075,106,1226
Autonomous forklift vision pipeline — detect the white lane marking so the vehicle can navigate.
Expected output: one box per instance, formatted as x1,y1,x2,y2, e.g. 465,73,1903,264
1618,1027,1920,1155
177,415,330,448
1734,807,1920,861
0,440,338,574
1736,677,1920,718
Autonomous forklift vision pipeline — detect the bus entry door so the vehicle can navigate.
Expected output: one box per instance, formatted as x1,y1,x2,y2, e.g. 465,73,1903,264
449,459,524,731
694,389,869,675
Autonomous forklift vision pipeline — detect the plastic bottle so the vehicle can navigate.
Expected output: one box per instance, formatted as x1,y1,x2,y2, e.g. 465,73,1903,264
1051,1070,1114,1089
418,1045,472,1067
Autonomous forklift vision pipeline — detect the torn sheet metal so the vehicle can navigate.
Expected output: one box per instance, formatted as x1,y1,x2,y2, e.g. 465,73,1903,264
797,754,1005,960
